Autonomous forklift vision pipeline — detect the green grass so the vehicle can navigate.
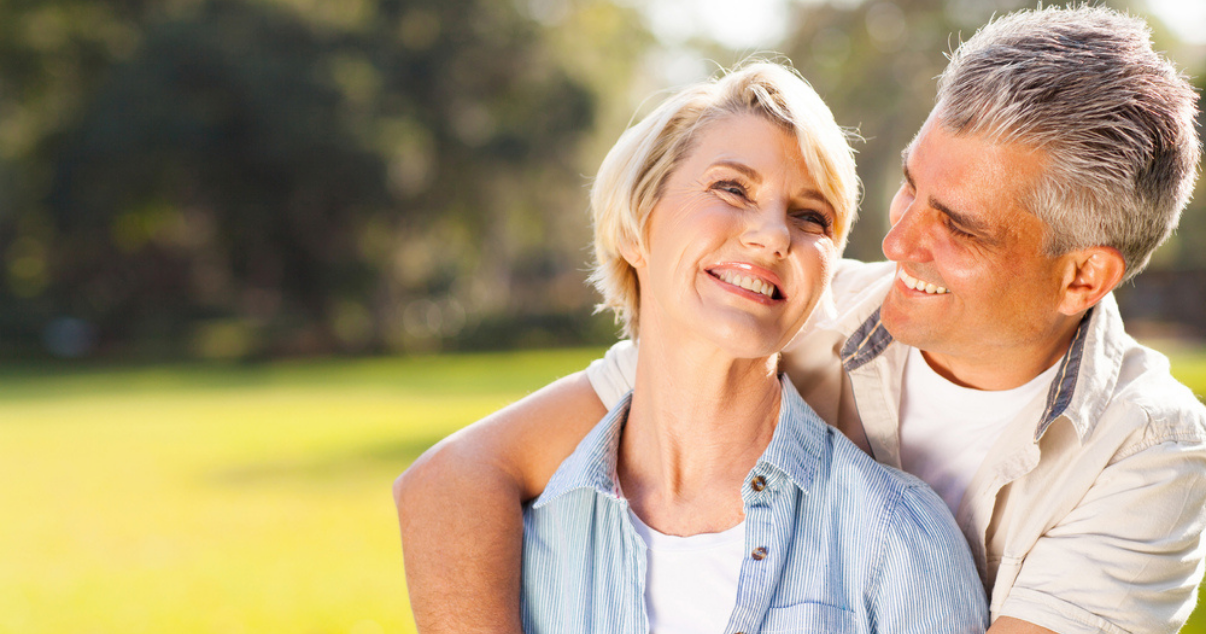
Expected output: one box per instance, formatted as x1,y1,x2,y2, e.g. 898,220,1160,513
1164,342,1206,634
2,343,1205,633
0,348,605,634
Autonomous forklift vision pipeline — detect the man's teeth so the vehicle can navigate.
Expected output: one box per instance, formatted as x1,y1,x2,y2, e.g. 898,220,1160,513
898,269,948,295
717,270,775,298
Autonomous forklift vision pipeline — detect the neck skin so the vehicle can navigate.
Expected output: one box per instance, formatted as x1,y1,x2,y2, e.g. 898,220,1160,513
921,313,1082,391
617,323,781,537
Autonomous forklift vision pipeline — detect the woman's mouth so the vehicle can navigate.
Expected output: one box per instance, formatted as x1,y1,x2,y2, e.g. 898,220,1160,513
709,268,783,300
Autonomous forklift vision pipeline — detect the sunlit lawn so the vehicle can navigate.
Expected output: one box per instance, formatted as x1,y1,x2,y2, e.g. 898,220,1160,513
2,343,1205,633
0,348,605,634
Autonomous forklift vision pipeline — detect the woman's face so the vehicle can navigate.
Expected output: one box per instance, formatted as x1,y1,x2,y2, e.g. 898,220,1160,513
628,113,839,359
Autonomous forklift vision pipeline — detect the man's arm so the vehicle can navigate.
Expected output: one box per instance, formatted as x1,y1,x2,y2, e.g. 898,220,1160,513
393,371,607,634
995,440,1206,634
987,618,1056,634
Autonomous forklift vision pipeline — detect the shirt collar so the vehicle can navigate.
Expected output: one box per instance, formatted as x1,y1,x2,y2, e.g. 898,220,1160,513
757,376,827,493
532,376,829,509
1035,293,1123,441
837,292,1125,443
532,392,630,509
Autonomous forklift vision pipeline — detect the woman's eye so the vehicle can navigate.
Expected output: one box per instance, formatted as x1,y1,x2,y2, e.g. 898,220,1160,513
713,181,748,199
793,211,832,233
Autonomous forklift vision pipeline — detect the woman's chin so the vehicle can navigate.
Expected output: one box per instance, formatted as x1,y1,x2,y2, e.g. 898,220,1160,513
688,323,787,362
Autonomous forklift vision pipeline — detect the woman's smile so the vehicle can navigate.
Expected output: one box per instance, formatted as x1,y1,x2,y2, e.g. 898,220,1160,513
629,112,838,359
706,263,785,303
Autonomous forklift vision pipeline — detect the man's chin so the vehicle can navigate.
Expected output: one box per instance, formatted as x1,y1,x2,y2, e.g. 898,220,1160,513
879,297,931,349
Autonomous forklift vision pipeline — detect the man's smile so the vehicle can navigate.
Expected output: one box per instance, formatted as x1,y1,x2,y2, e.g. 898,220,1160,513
897,268,949,295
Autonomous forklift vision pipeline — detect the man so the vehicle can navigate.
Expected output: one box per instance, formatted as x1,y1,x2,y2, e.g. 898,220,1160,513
396,6,1206,633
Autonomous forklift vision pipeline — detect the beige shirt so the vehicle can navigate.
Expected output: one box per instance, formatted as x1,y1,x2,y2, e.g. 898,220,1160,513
587,259,1206,633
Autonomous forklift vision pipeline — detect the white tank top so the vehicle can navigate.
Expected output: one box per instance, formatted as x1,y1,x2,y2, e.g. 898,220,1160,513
628,509,746,634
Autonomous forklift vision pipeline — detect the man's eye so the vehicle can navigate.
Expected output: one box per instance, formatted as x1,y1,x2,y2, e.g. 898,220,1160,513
944,218,975,239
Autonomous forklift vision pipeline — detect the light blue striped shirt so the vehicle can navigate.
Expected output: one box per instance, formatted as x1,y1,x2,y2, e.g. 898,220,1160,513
521,376,988,633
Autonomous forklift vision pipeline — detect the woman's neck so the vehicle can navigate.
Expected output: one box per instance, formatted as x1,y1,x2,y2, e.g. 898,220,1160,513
617,332,782,537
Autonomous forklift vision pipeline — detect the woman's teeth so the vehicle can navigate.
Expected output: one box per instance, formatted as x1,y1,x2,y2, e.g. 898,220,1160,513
717,270,775,298
898,269,948,294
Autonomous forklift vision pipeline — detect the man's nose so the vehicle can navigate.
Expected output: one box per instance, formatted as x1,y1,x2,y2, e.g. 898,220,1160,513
882,203,927,263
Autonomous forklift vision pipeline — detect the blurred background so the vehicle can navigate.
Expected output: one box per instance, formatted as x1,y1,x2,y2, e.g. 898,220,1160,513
1,0,1204,632
1,0,1203,360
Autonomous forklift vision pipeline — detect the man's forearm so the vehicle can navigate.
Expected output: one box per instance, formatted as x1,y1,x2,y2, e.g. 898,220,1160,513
394,372,607,633
987,617,1056,634
396,440,525,634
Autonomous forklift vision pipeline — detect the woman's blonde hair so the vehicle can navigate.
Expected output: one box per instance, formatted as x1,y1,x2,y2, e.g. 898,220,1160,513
588,61,860,338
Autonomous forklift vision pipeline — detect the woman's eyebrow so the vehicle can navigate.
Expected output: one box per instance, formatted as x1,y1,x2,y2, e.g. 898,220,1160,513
711,160,762,183
794,188,832,208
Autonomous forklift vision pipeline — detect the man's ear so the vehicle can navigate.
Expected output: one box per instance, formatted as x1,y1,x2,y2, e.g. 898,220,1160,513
1057,246,1126,316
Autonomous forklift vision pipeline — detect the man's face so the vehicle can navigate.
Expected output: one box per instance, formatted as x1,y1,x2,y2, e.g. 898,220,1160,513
879,114,1081,388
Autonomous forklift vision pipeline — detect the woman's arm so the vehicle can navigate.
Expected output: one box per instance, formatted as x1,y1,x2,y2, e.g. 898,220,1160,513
393,371,607,633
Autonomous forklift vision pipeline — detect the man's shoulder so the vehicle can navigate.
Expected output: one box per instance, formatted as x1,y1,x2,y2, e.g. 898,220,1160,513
820,259,895,332
1111,340,1206,444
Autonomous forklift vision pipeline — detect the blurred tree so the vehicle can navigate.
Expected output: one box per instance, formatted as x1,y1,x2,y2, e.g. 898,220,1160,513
0,0,650,358
778,0,1039,261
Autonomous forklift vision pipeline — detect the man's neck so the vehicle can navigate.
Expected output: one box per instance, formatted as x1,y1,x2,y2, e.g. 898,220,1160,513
919,320,1080,391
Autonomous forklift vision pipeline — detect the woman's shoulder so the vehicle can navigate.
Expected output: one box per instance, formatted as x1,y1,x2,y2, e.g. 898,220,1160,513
822,428,957,532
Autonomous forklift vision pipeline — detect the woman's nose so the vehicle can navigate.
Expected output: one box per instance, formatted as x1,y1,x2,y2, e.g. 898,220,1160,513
741,208,791,258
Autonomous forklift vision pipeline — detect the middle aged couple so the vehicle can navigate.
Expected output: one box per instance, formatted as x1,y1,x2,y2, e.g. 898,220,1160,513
397,5,1206,634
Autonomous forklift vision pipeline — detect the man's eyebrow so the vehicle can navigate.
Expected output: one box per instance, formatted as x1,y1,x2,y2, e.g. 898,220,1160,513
930,197,992,236
901,145,994,239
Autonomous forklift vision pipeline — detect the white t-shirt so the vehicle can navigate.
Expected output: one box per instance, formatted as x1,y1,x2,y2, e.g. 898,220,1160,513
627,509,745,634
898,346,1060,515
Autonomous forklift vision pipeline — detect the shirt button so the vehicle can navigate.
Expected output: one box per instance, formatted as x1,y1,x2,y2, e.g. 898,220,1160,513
751,547,769,561
751,476,767,491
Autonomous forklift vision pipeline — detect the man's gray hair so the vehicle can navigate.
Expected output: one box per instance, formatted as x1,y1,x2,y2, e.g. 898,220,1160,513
936,5,1200,280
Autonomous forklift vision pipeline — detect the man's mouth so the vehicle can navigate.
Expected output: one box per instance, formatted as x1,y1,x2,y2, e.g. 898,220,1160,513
898,269,948,295
710,268,782,300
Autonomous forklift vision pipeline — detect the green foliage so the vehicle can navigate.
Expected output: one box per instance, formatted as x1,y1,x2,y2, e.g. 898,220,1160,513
0,0,647,360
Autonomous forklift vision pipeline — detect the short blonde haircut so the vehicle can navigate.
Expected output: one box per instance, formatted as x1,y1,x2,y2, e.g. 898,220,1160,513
588,61,860,339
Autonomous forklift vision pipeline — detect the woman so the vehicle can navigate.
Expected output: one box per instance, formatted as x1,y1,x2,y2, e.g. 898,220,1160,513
517,62,986,633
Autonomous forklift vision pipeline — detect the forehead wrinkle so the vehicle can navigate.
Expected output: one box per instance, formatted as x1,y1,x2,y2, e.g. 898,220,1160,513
905,135,1002,246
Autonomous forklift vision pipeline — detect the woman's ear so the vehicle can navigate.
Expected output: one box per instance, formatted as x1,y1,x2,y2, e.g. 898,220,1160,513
617,236,645,269
1057,246,1126,316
